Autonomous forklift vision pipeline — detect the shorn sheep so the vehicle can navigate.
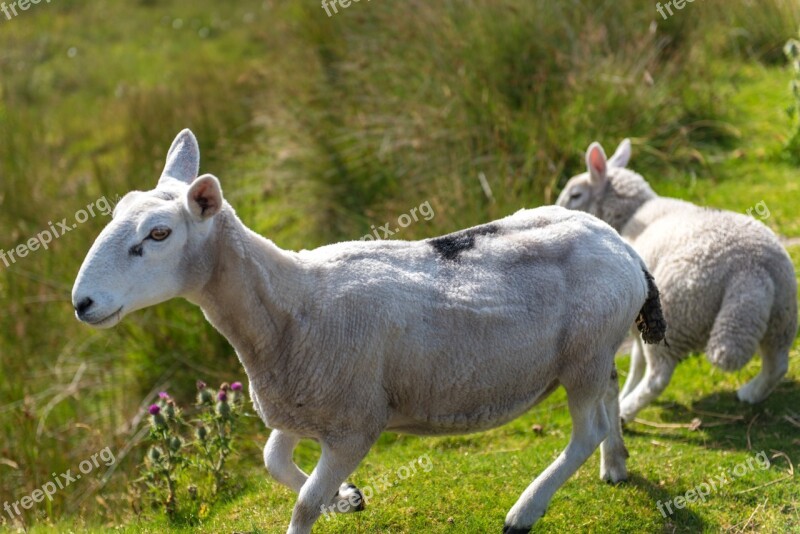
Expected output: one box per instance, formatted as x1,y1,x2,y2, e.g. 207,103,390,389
72,130,666,533
557,139,797,423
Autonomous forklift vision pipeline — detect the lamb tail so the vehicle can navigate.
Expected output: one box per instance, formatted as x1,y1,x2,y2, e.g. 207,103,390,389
636,269,668,345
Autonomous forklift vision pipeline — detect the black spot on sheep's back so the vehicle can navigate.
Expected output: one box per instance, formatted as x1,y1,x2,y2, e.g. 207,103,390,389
429,223,500,261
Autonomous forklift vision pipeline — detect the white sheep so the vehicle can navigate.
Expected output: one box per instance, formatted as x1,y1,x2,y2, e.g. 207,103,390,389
557,139,797,423
72,130,666,533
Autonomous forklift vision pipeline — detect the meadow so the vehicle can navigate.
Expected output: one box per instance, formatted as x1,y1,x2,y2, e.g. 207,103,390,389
0,0,799,532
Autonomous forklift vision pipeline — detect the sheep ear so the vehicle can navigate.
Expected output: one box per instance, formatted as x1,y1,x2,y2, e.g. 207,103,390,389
185,174,223,220
159,129,200,186
608,138,632,169
586,142,608,185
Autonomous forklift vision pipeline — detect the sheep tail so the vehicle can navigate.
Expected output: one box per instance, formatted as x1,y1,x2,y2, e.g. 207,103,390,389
636,269,668,345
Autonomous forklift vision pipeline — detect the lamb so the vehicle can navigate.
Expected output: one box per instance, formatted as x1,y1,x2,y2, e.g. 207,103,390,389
72,129,666,533
556,139,797,423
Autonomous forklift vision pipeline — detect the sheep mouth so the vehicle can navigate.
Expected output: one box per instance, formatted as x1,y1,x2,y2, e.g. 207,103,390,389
86,306,123,327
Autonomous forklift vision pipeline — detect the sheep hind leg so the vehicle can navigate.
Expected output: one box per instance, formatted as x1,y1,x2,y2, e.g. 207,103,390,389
503,376,610,533
620,336,645,400
707,280,771,372
619,344,677,423
600,366,628,483
737,339,790,404
265,430,365,517
702,272,775,403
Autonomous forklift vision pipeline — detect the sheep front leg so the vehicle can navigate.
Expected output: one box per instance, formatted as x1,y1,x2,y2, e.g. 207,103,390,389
265,430,308,493
287,437,374,534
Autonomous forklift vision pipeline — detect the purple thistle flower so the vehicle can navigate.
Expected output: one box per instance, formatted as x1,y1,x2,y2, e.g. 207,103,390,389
231,382,243,392
158,392,169,400
217,391,228,402
148,404,161,415
196,380,207,390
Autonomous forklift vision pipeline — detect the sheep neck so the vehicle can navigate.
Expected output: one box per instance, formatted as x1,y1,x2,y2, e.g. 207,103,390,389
191,206,301,382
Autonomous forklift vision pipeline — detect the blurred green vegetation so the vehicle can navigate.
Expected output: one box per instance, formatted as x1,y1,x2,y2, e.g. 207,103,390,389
1,0,799,531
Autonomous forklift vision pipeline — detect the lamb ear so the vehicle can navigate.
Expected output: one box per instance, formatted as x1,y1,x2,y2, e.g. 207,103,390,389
608,138,632,169
159,129,200,186
586,142,608,185
185,174,223,220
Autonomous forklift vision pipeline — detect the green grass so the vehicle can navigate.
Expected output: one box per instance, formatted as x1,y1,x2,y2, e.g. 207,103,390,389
27,351,800,533
1,0,800,532
655,63,800,237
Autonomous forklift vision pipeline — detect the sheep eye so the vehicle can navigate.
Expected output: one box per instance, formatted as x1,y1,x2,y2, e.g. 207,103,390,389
570,192,583,200
149,228,171,241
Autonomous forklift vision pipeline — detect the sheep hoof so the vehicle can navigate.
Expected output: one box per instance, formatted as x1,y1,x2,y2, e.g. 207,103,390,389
602,470,628,485
503,525,532,534
336,483,366,513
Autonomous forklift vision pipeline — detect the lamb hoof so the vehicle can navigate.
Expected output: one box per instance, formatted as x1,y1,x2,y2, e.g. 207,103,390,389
503,525,531,534
736,384,766,404
619,407,636,424
337,483,366,513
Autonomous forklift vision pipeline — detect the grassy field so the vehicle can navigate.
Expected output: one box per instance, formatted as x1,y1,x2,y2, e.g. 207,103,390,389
1,0,799,532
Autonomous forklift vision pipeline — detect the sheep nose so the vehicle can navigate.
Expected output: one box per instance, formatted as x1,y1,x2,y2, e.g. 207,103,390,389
74,297,94,317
